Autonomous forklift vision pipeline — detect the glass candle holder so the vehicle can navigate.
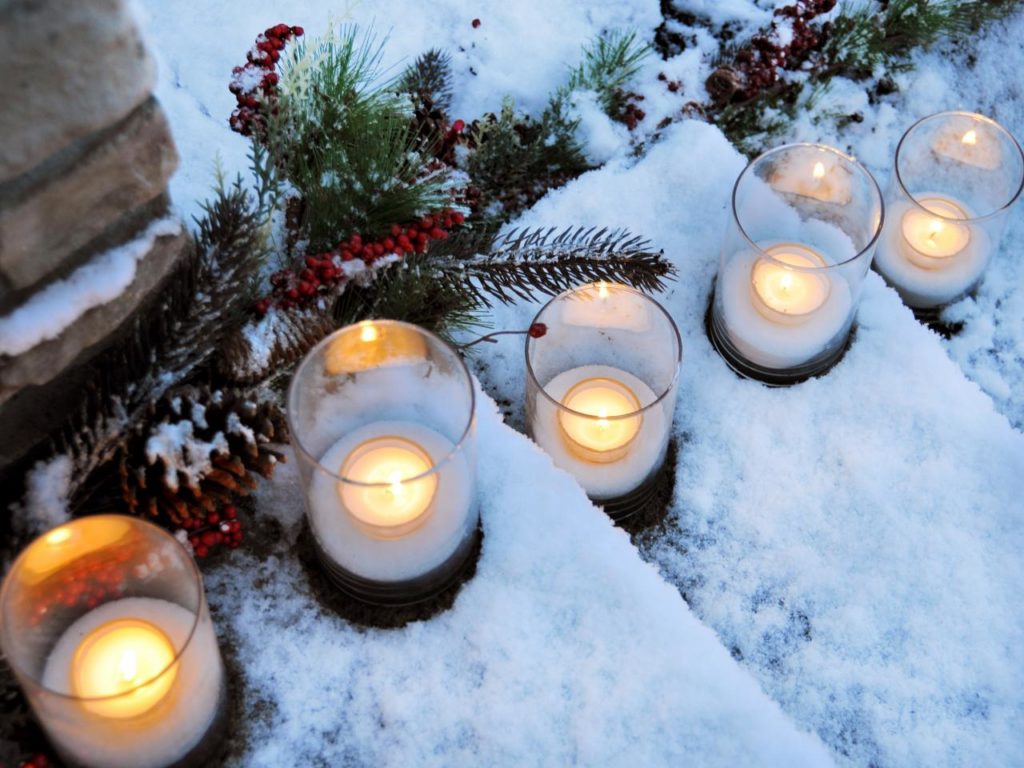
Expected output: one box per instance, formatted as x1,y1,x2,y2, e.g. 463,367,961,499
288,320,479,606
708,144,884,385
0,516,227,768
525,283,681,521
874,111,1024,316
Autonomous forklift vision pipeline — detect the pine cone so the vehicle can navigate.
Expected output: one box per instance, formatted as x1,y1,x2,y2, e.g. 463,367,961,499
705,66,744,106
118,386,287,526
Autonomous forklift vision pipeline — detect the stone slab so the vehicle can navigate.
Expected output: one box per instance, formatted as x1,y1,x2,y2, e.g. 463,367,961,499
0,100,178,295
0,0,154,184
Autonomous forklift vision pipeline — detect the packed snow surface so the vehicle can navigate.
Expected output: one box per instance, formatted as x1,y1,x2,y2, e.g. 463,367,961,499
133,0,1024,765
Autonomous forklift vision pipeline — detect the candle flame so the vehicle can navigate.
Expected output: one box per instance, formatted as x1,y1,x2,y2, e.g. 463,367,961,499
812,161,826,179
962,129,977,146
360,323,379,343
779,272,794,292
597,282,610,299
45,526,72,545
118,649,138,684
387,470,406,499
596,407,610,430
928,218,944,241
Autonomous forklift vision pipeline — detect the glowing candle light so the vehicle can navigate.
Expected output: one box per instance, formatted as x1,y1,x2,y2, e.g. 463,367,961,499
71,619,178,719
20,517,132,584
899,197,971,266
933,123,1001,169
770,155,853,204
558,377,642,463
338,436,438,536
750,244,832,324
324,321,426,375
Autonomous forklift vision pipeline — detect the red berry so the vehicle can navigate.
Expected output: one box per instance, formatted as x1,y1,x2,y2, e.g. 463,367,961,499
429,227,446,240
225,506,238,519
301,268,315,282
286,288,299,300
383,237,395,251
292,26,304,36
472,18,481,28
391,223,403,237
320,266,336,280
420,216,434,229
528,322,548,339
452,119,466,133
373,243,385,256
452,211,465,225
397,236,413,252
195,546,209,558
208,512,221,525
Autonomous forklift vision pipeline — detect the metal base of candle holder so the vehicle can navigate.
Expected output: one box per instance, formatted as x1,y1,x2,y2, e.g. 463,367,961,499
909,304,965,339
594,439,677,532
50,678,232,768
303,521,483,626
705,289,854,387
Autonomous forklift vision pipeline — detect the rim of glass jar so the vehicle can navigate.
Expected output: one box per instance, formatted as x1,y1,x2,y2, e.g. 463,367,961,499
894,110,1024,223
524,283,683,422
0,514,206,704
287,319,477,487
733,142,885,272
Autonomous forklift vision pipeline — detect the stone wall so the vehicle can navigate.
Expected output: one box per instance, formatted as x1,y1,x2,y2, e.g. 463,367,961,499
0,0,189,474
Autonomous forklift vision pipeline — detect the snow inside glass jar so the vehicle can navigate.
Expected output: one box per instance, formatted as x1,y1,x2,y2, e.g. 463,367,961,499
288,320,479,605
873,111,1024,319
525,283,681,522
0,516,227,768
707,143,884,385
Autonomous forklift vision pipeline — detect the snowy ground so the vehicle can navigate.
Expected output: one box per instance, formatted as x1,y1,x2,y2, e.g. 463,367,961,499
134,1,1024,765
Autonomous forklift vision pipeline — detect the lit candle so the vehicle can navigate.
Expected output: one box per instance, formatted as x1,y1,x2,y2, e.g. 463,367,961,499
324,321,427,375
874,193,991,309
933,124,1001,170
41,597,224,768
899,197,971,266
531,365,669,501
562,281,652,331
718,242,853,370
72,619,177,719
750,245,832,324
338,436,438,536
558,377,642,463
310,421,475,582
771,156,853,204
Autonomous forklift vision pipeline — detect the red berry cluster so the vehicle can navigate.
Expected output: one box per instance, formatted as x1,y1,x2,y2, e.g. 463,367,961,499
181,506,243,558
229,24,304,138
256,210,466,315
734,0,836,100
19,754,49,768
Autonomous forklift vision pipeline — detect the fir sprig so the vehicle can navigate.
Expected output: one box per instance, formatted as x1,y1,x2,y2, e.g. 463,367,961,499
428,226,674,308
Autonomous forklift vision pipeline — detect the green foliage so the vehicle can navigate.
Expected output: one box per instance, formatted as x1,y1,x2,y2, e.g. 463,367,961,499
558,30,652,114
467,29,649,222
400,48,453,113
826,0,1024,77
262,26,450,248
466,99,589,218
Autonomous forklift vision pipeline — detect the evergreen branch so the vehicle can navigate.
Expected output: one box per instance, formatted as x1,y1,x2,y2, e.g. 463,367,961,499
431,226,674,307
561,30,652,114
399,48,453,113
826,0,1024,76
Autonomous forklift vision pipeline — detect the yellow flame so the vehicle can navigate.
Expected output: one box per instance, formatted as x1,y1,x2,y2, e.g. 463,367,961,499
118,649,138,684
812,161,826,179
597,282,610,299
962,129,977,145
780,273,794,291
360,323,379,343
387,471,405,499
45,526,72,545
596,407,610,430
